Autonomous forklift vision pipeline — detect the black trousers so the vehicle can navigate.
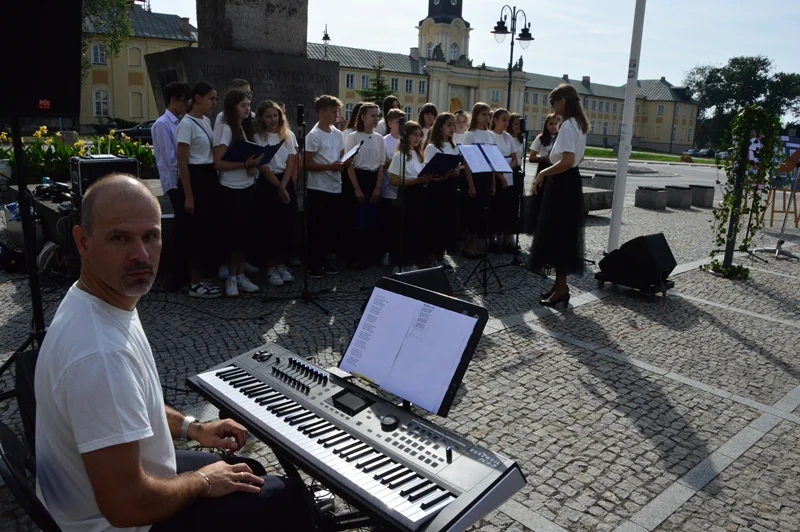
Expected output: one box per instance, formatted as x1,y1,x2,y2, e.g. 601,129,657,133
166,187,189,280
150,450,317,532
306,189,342,270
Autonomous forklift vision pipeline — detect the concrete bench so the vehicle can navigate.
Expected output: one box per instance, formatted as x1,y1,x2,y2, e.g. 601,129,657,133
635,186,666,210
581,173,595,189
593,172,617,190
665,185,692,209
690,185,715,208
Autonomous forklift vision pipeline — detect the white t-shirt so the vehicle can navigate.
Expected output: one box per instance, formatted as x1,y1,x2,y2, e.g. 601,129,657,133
254,131,297,174
306,124,344,193
422,127,431,144
493,131,516,184
176,115,214,165
346,131,387,171
463,129,496,146
375,119,387,136
453,132,468,145
342,128,355,141
35,285,175,532
382,134,401,199
388,151,425,182
512,137,525,165
550,118,586,168
532,135,554,158
424,141,459,162
213,122,255,189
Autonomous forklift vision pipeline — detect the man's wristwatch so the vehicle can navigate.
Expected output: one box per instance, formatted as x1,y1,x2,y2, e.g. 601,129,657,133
180,416,198,441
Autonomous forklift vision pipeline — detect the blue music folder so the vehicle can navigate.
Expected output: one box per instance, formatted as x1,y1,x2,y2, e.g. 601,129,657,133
420,153,462,176
221,139,285,164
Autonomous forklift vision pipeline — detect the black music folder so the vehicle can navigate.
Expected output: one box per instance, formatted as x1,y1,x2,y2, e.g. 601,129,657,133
221,139,284,164
420,152,462,177
340,277,488,417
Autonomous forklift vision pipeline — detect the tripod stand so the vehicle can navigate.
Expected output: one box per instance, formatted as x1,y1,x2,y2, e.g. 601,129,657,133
463,172,502,295
755,163,800,260
263,105,330,315
0,113,48,402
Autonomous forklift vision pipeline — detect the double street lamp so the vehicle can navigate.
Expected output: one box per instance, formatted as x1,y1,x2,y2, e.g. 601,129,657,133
491,5,534,110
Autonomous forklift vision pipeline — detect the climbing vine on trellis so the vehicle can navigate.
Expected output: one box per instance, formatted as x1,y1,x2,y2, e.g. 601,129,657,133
702,105,783,279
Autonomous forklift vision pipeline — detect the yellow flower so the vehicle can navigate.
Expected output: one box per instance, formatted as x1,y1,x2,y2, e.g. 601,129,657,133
45,138,53,145
74,140,85,148
39,126,48,134
56,131,62,137
78,148,86,156
118,149,125,155
0,132,7,141
109,129,116,136
33,130,42,139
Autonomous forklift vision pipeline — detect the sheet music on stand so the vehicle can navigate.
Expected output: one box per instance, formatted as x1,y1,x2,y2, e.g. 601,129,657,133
459,144,514,184
339,278,488,417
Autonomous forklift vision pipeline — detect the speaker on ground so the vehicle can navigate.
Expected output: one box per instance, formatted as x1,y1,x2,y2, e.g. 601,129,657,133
596,233,676,297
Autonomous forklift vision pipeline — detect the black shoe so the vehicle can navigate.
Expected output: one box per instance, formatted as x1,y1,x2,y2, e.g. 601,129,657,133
540,292,570,309
307,268,323,279
488,241,503,254
540,287,555,299
323,264,339,276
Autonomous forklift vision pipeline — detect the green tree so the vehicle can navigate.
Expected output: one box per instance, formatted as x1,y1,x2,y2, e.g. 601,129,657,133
684,56,800,147
82,0,134,83
357,57,394,105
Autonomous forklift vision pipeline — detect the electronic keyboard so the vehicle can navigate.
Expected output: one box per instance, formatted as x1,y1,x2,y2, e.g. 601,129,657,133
187,343,526,531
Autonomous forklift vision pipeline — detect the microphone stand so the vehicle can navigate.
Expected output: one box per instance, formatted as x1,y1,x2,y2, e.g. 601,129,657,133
396,118,408,273
263,106,330,314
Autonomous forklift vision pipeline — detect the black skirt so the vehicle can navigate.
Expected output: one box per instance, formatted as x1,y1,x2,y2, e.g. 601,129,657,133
491,171,522,235
393,185,430,264
257,173,297,257
182,163,221,272
425,175,459,249
527,160,552,234
221,182,257,255
528,165,585,276
462,172,493,235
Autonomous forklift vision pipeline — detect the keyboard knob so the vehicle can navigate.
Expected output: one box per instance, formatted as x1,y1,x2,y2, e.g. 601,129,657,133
381,415,399,432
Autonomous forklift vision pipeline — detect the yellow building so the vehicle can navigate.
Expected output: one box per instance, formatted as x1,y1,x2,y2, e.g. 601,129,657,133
80,1,196,131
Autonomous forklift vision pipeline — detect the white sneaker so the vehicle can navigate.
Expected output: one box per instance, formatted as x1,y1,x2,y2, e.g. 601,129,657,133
225,277,239,297
277,265,294,283
219,264,229,280
244,262,259,274
237,274,260,293
381,252,391,266
267,268,284,286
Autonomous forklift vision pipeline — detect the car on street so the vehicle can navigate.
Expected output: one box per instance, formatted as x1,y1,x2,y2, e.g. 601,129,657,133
682,149,699,156
697,148,715,158
115,119,155,144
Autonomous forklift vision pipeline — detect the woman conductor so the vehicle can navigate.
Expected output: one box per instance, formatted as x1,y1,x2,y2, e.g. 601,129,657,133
530,84,588,308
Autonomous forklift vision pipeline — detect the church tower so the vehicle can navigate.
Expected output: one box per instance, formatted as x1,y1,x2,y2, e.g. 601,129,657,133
417,0,472,64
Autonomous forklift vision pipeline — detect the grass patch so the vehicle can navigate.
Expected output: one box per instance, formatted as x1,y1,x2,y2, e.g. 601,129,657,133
584,147,716,165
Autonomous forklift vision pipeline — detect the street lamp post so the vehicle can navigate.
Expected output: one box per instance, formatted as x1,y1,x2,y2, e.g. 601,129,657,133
491,5,534,110
322,25,331,60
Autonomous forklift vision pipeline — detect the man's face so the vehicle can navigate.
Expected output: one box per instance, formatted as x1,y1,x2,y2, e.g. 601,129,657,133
74,191,162,298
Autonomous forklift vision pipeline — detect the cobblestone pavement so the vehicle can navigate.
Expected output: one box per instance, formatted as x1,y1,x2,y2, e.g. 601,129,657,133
2,188,800,531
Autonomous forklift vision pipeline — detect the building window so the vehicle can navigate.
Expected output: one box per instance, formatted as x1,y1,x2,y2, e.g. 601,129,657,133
346,73,355,89
540,116,546,130
405,79,413,93
524,91,529,104
542,93,547,105
676,105,681,116
93,89,109,117
590,120,595,133
533,93,539,105
450,43,459,61
672,126,677,140
92,44,107,65
404,105,412,116
636,104,640,114
635,124,640,137
613,103,618,113
490,89,500,102
129,91,143,118
688,128,693,141
419,80,427,95
583,98,588,109
657,105,664,116
591,100,596,111
426,42,434,59
681,128,686,141
603,122,609,135
361,75,370,89
128,46,142,67
654,125,661,139
618,123,622,135
641,126,647,137
391,78,399,92
345,103,354,120
621,103,624,114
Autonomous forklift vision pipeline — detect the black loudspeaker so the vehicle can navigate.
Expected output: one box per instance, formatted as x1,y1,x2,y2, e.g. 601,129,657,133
1,0,82,116
390,267,455,297
70,155,140,197
598,233,676,291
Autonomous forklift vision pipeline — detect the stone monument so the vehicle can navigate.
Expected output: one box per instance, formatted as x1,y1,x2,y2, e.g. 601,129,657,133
145,0,338,126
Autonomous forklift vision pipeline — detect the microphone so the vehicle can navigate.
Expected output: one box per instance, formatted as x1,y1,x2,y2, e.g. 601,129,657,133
296,104,305,126
398,116,406,137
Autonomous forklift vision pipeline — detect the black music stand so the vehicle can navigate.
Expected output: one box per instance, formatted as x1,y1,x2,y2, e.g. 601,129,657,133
263,105,330,315
462,171,503,295
0,113,48,404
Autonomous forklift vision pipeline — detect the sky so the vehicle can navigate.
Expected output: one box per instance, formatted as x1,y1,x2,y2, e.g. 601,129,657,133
151,0,800,93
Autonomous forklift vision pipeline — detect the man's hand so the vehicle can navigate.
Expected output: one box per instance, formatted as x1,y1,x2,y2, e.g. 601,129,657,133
190,419,248,452
197,461,263,498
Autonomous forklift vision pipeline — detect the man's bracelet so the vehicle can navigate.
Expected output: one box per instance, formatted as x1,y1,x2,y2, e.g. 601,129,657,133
194,470,212,495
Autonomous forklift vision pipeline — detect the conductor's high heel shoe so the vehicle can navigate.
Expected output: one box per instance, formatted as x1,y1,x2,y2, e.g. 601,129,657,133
540,287,555,299
540,292,570,309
